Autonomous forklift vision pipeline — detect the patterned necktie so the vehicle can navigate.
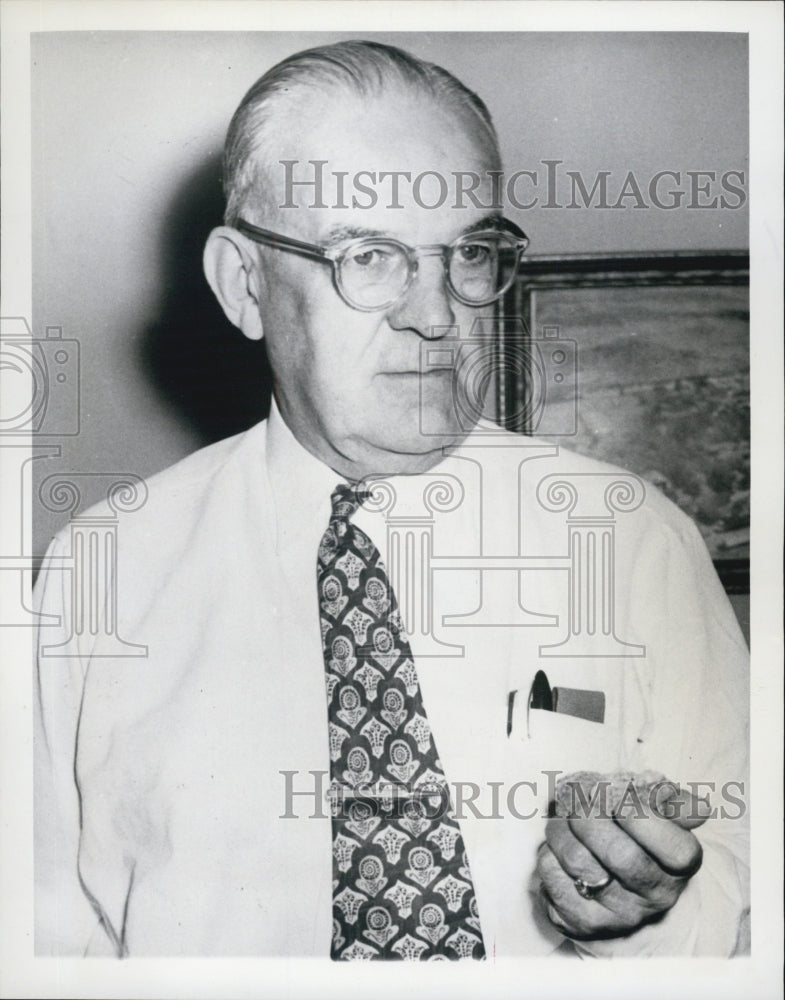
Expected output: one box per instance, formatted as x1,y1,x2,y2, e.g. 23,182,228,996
317,483,485,961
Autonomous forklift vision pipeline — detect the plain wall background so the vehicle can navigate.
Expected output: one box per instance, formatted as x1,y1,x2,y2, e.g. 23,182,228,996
31,31,748,550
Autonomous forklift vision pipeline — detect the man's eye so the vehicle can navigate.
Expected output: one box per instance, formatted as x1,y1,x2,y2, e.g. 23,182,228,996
349,246,394,268
457,242,493,264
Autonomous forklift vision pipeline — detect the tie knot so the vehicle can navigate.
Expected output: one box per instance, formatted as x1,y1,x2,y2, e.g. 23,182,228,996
330,483,372,524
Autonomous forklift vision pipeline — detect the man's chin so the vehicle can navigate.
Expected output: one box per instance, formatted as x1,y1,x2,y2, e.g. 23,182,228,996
363,423,472,474
334,405,478,477
374,377,477,444
410,407,478,448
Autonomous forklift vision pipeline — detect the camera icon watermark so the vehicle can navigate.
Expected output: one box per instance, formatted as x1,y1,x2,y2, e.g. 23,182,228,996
0,317,80,436
418,317,577,438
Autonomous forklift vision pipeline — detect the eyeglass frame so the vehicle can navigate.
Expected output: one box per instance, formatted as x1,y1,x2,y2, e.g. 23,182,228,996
234,217,530,312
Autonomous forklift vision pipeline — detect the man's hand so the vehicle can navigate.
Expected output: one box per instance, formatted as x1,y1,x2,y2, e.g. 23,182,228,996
536,781,709,940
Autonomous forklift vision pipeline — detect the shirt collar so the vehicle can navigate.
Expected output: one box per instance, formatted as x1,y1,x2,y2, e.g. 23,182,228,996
265,399,342,563
264,399,471,565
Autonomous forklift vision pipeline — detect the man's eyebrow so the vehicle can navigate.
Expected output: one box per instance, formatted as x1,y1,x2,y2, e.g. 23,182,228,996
319,215,507,249
320,225,387,248
460,214,505,235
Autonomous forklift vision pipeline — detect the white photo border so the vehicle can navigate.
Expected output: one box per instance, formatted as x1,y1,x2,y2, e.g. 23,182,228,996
1,2,781,998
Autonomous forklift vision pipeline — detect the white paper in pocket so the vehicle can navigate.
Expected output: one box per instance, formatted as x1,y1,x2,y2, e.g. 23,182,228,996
523,707,623,778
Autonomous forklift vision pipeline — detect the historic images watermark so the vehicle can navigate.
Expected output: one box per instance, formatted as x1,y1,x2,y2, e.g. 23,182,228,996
1,317,79,627
4,307,641,660
6,307,643,662
0,319,81,438
279,769,747,822
0,316,148,652
417,317,577,439
334,316,648,658
278,160,748,211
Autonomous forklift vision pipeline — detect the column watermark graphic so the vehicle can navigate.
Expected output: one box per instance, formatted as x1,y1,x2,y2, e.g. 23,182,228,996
357,467,646,657
37,474,148,657
535,473,645,657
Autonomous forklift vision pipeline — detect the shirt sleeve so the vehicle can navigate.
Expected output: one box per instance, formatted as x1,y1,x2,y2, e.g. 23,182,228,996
34,532,108,955
573,503,750,957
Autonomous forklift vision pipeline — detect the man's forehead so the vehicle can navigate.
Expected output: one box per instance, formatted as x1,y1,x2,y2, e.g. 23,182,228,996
276,182,504,245
262,98,499,239
273,84,491,163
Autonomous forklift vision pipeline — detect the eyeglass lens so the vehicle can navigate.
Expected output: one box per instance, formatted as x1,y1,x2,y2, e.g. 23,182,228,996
338,234,519,309
340,244,411,309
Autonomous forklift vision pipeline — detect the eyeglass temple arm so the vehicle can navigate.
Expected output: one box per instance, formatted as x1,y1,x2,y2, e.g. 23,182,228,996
500,218,529,249
235,220,329,262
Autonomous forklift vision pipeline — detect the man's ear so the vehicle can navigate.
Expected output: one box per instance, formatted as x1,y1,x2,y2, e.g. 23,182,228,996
203,226,265,341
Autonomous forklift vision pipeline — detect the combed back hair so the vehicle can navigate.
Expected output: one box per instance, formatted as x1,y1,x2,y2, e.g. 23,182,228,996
222,40,500,225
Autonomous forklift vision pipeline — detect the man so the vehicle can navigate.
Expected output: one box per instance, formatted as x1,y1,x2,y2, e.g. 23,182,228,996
34,40,749,958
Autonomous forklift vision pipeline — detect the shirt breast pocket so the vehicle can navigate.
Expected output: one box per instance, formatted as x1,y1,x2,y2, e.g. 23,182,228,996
520,706,624,778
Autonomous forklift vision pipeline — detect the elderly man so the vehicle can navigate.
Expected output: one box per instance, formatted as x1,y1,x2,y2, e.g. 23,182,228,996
34,40,749,959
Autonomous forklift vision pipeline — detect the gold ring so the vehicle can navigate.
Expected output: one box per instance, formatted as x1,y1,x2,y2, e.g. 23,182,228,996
573,875,613,900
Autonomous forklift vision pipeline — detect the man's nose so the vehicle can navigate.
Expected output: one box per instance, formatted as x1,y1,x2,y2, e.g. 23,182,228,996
385,255,455,338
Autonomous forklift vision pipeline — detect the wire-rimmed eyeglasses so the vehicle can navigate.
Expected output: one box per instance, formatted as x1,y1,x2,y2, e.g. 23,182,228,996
235,218,529,312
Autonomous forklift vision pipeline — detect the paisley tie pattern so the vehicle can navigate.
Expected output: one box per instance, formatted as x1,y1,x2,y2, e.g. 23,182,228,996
318,483,485,961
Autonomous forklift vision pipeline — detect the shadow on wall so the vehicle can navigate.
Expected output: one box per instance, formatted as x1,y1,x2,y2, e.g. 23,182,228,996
140,153,274,446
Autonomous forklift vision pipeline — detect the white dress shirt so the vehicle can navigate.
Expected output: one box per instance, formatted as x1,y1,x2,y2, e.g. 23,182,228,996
34,402,749,957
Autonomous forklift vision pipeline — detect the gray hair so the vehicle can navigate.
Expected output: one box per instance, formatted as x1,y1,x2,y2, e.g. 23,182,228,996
222,40,499,225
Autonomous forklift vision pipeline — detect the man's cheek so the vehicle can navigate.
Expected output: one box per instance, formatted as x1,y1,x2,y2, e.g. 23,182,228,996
414,375,465,437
